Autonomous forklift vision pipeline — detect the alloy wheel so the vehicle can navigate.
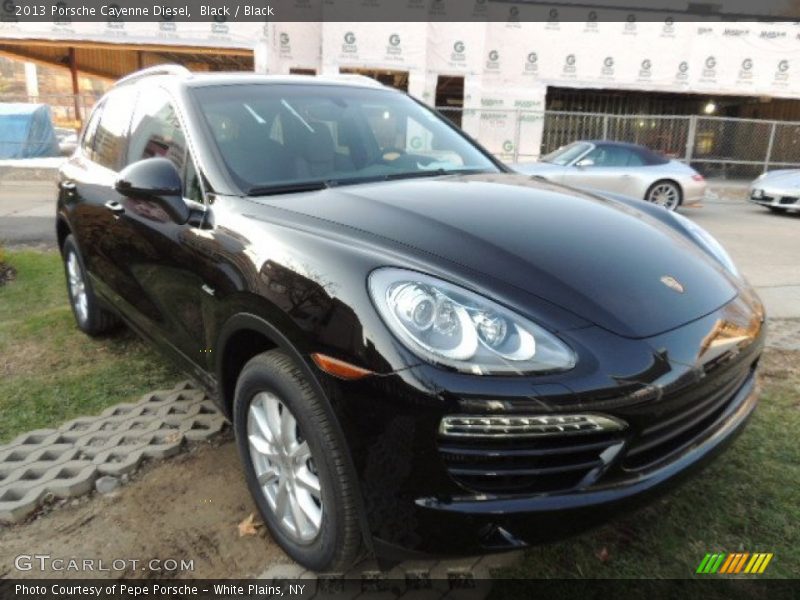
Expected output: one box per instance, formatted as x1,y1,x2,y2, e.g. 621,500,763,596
648,182,680,210
67,251,88,323
247,391,323,543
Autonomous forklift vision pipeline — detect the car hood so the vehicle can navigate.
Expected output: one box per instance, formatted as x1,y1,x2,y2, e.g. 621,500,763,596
252,173,738,339
755,169,800,188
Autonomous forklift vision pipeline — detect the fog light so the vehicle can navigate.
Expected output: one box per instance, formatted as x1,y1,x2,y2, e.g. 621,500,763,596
439,414,626,438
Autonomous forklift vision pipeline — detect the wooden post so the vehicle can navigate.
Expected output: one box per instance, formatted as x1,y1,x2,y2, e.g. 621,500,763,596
68,47,81,126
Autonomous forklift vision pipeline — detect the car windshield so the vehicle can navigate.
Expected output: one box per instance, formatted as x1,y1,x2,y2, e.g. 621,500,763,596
190,83,500,194
541,142,592,165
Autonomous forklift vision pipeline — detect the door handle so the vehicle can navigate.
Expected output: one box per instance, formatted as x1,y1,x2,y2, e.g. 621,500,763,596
104,200,125,214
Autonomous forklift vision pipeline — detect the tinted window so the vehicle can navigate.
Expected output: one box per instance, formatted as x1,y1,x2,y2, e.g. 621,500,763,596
129,88,200,200
191,84,498,193
184,155,203,202
586,145,641,167
637,146,670,165
81,102,104,159
541,142,592,165
93,88,135,170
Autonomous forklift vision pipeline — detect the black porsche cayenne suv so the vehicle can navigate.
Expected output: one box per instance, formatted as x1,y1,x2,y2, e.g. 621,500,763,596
57,65,765,571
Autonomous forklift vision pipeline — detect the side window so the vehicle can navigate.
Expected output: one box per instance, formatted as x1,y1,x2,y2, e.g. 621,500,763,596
81,102,104,160
128,88,198,200
128,89,186,171
585,146,629,167
93,89,135,171
584,146,606,166
184,157,203,203
627,150,646,166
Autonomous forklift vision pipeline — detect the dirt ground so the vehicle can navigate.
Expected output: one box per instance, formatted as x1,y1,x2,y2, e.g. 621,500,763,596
0,433,289,579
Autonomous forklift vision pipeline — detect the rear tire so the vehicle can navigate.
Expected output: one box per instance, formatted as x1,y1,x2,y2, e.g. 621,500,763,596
233,349,362,572
645,180,682,211
61,234,119,336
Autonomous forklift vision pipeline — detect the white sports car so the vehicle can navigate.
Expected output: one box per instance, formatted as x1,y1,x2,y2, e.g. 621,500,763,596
749,170,800,213
512,140,707,211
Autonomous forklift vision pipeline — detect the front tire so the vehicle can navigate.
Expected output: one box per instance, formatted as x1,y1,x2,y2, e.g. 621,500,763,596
61,234,119,336
646,180,682,211
768,206,788,214
233,350,362,572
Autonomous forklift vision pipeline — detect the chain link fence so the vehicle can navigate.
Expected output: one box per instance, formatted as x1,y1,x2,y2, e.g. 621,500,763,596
437,107,800,180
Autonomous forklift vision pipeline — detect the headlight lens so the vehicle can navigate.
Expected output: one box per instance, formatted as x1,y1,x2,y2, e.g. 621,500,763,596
369,268,576,375
671,212,739,277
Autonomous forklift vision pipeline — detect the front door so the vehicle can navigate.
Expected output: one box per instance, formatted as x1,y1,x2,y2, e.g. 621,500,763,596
103,88,212,380
563,145,642,196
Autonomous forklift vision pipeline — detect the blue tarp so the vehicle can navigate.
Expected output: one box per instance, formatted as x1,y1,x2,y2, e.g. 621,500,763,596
0,103,60,159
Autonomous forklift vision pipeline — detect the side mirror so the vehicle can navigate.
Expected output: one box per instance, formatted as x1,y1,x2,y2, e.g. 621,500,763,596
115,158,189,224
575,158,595,168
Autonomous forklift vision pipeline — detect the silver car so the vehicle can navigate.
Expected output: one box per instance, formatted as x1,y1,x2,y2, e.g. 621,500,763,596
512,141,706,211
749,169,800,213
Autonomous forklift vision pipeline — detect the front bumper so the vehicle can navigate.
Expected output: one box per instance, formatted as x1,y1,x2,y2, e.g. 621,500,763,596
379,370,757,557
323,292,765,558
749,186,800,209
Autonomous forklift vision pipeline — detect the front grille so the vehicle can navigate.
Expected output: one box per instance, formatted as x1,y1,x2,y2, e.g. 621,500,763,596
779,196,798,205
622,365,753,471
438,429,625,494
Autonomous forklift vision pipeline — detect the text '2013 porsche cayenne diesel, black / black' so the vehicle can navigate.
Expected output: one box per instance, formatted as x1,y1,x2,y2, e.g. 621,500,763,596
57,66,765,572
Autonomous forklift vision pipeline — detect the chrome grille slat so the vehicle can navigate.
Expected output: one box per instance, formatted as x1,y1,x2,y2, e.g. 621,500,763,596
438,413,626,494
449,459,604,477
638,370,746,439
623,365,755,470
438,438,617,458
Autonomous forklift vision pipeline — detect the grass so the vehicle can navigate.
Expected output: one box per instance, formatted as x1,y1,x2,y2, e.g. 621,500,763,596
0,249,181,442
495,350,800,581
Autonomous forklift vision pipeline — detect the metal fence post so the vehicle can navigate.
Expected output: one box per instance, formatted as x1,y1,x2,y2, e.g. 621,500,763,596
602,114,609,140
764,121,777,173
685,115,697,163
513,109,522,163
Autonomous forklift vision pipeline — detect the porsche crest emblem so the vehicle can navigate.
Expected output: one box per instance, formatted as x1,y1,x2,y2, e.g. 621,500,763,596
661,275,685,293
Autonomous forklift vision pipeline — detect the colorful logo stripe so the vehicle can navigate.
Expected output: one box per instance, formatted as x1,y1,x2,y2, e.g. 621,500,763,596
696,553,773,574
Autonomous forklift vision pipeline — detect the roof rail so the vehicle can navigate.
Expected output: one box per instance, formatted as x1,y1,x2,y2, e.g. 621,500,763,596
116,64,191,86
324,74,385,88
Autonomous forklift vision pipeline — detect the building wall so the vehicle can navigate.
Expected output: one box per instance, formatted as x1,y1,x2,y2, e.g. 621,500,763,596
255,20,800,157
4,15,800,155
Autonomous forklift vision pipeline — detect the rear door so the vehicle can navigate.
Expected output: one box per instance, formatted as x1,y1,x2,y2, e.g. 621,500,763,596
59,88,136,288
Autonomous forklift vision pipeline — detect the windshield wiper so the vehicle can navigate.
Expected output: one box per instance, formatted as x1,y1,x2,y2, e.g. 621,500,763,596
246,168,492,196
247,181,330,196
382,167,491,181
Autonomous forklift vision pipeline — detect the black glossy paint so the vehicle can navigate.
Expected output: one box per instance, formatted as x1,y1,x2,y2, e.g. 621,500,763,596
57,73,765,559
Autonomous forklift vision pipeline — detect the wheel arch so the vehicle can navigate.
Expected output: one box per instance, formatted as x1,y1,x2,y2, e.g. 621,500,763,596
215,313,301,420
215,311,375,554
56,216,72,254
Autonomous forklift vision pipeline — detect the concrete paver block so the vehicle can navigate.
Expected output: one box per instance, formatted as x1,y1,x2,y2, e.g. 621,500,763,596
0,381,225,523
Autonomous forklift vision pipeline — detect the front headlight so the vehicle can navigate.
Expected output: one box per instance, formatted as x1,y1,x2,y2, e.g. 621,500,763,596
671,212,739,277
368,268,576,375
